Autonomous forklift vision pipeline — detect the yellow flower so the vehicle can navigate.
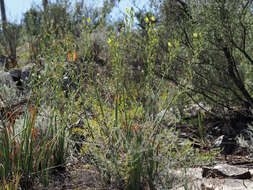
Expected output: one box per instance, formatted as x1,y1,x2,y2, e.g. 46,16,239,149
144,17,149,23
87,18,91,23
193,33,198,38
82,144,88,152
150,16,156,22
168,42,172,48
107,38,112,45
83,164,90,168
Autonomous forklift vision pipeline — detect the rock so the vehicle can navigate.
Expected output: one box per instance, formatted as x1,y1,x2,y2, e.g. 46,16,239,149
0,54,10,69
183,102,211,118
213,135,238,157
197,179,253,190
156,108,177,122
9,69,22,82
0,63,34,90
20,63,35,82
202,164,251,179
0,70,16,87
174,166,253,190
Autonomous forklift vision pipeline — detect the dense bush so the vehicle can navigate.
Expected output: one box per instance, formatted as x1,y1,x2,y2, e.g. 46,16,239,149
149,0,253,116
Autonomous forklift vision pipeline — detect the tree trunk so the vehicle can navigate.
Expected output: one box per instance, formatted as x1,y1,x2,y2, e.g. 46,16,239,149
0,0,7,27
42,0,48,11
0,0,17,69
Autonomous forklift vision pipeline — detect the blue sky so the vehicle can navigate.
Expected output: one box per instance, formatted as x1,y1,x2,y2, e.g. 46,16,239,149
4,0,149,23
5,0,38,22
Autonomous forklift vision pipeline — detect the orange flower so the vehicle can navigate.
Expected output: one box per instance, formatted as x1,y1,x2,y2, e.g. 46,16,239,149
73,50,77,61
67,50,78,62
67,52,72,62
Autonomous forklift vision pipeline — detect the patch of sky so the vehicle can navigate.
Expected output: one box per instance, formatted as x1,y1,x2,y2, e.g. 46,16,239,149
4,0,150,24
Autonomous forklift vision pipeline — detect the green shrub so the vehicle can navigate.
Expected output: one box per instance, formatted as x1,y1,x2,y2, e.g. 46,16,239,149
74,9,216,189
0,98,68,188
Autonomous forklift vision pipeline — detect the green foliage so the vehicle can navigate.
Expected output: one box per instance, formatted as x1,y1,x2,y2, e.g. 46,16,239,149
0,98,68,188
152,0,253,113
70,10,215,189
24,8,42,37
